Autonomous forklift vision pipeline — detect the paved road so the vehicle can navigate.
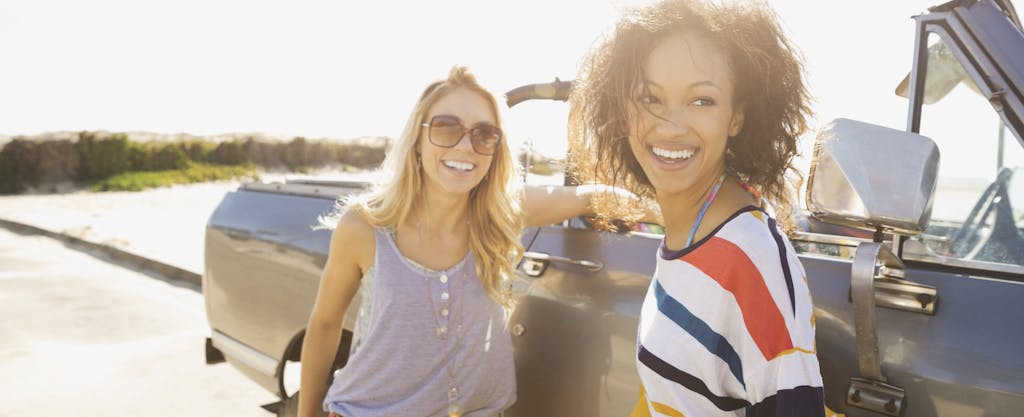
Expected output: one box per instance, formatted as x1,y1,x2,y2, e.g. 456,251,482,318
0,229,279,417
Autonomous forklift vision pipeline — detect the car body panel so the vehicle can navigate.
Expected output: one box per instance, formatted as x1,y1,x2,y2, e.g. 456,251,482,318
797,253,1024,415
204,186,359,396
506,226,657,416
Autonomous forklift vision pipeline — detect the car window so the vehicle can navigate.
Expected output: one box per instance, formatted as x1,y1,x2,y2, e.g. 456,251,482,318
509,99,569,189
911,32,1024,267
1010,167,1024,228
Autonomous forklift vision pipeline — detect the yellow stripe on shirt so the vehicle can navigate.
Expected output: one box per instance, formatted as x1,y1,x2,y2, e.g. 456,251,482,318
771,346,817,361
629,386,687,417
630,385,651,417
651,401,687,417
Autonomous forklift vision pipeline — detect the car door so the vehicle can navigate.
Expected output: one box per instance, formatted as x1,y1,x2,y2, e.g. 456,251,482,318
792,7,1024,415
506,218,659,417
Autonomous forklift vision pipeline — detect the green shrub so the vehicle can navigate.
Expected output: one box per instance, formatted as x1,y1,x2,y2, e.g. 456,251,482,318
184,141,214,163
150,143,189,170
91,162,258,191
284,136,309,170
128,145,149,171
76,132,133,180
211,141,250,165
337,143,385,168
0,139,42,193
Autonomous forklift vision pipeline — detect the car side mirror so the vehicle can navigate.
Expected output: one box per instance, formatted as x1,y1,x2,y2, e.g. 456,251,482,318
806,118,940,237
809,119,941,416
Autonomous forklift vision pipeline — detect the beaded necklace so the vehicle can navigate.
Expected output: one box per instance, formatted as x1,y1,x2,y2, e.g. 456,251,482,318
684,173,728,248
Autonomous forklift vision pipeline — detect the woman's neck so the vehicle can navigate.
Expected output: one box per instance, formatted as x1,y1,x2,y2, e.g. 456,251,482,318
658,170,756,251
657,171,726,241
410,192,471,240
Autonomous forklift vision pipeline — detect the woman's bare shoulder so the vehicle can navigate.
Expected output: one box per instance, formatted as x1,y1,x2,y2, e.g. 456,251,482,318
329,207,376,271
334,207,374,234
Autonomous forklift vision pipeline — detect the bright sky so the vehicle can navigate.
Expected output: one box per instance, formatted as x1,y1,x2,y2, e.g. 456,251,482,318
1,0,1021,185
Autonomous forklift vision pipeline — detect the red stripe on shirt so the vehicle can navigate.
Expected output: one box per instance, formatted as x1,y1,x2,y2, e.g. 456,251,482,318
680,236,793,360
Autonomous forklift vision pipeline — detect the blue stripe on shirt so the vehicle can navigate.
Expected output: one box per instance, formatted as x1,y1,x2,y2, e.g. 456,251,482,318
653,279,745,387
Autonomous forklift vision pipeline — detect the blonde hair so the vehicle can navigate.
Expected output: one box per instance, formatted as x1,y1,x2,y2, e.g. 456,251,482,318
321,66,523,310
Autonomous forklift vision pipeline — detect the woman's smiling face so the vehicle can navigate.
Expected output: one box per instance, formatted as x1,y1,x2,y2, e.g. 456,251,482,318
628,32,744,198
418,87,497,197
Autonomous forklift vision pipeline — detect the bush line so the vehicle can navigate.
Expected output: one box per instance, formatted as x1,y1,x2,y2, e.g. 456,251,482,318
0,131,566,194
0,132,387,194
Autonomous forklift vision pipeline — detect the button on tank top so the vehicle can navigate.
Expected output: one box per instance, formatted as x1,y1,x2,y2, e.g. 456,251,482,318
323,227,516,417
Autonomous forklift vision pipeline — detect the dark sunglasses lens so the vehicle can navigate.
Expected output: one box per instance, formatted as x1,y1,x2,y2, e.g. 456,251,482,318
429,116,463,147
470,125,501,154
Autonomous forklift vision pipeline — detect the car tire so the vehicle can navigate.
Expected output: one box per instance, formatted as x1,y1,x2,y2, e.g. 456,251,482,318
276,331,352,417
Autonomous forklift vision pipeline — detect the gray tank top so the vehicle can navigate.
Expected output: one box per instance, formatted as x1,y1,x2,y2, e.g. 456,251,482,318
323,227,516,417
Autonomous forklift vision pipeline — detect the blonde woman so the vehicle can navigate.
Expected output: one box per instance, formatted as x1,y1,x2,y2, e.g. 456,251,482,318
298,66,612,417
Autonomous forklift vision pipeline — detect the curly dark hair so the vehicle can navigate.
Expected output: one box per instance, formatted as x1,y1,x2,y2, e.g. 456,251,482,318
568,0,811,229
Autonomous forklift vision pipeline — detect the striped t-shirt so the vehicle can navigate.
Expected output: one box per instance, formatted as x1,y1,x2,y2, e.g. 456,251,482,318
635,206,824,417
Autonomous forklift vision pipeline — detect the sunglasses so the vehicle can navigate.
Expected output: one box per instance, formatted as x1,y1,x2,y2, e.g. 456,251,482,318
421,115,502,155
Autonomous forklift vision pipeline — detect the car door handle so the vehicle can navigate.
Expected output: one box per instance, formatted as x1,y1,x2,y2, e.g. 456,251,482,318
222,228,252,241
520,251,604,277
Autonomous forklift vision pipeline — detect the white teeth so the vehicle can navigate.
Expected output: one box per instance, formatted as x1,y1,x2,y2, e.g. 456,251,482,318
651,146,695,160
442,160,475,171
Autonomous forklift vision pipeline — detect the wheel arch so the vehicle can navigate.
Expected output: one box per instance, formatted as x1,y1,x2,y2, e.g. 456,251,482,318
275,328,354,400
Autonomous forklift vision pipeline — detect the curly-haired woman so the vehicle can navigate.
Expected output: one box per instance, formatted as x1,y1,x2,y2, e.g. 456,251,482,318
569,1,825,416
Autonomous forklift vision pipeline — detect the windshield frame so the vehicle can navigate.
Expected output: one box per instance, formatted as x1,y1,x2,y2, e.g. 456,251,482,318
898,0,1024,275
906,0,1024,146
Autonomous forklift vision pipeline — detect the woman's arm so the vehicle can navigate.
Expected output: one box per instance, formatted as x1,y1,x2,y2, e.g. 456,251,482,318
297,210,372,417
523,185,588,228
523,184,661,228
